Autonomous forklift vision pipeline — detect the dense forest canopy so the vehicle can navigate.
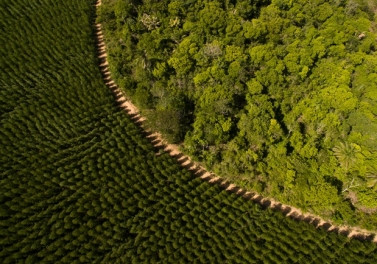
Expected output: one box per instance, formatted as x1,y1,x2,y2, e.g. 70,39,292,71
99,0,377,229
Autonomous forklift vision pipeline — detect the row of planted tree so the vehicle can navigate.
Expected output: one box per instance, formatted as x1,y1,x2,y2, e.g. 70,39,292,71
1,0,377,262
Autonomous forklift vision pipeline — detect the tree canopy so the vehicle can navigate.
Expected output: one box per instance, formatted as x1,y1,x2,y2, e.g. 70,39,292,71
99,0,377,229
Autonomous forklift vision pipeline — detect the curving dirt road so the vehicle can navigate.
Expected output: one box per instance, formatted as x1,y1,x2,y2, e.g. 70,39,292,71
94,0,376,243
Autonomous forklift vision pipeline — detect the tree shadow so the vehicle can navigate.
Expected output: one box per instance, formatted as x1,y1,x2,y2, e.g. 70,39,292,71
260,199,271,209
319,223,332,231
311,218,321,227
303,216,314,224
339,229,350,237
251,195,263,204
354,233,376,242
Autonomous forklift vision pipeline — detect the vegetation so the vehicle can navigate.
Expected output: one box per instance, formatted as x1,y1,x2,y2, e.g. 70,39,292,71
99,0,377,229
1,0,377,262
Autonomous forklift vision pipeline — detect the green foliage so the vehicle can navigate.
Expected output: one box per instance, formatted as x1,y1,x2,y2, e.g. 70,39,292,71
2,1,377,262
0,0,368,263
99,0,377,228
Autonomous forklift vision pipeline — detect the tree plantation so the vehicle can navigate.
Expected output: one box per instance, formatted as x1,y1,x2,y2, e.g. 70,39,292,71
99,0,377,229
1,0,377,263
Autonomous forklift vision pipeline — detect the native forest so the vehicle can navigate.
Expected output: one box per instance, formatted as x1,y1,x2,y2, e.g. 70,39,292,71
1,0,377,263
